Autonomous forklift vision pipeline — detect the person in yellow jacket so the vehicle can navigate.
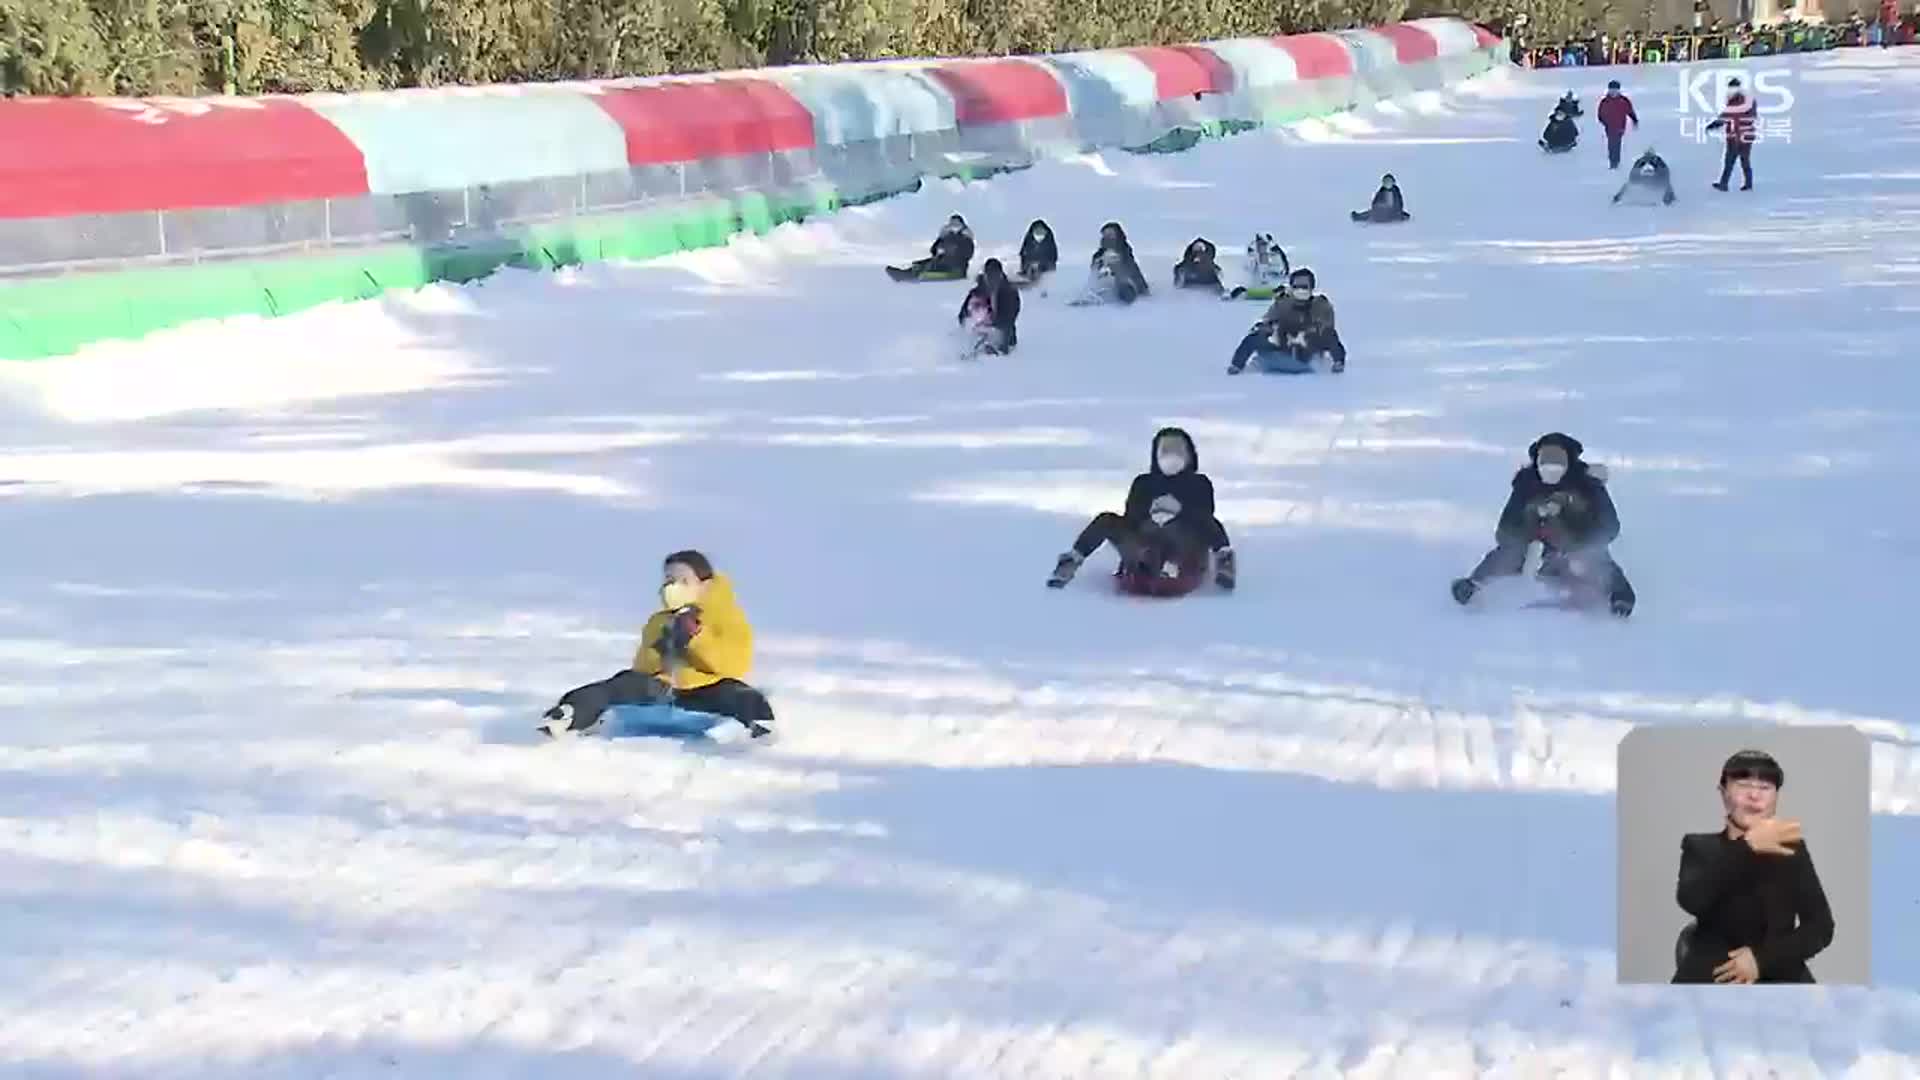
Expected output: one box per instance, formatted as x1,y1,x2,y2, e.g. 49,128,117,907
539,549,775,738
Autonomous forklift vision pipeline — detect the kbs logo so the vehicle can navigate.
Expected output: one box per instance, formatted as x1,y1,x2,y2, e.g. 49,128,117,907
1676,67,1795,143
1677,67,1795,115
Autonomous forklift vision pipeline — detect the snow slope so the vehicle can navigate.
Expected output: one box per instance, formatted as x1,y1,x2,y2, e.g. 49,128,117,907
3,47,1920,1078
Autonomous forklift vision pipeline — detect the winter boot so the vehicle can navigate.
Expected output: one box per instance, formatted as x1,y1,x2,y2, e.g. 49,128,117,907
1047,551,1083,588
1213,547,1236,590
538,703,581,737
1451,577,1478,605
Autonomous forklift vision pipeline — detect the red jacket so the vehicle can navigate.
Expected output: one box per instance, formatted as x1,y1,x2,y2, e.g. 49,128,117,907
1716,93,1756,143
1597,93,1638,134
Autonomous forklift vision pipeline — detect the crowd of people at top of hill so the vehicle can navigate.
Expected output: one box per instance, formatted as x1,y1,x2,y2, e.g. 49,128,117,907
1495,8,1912,69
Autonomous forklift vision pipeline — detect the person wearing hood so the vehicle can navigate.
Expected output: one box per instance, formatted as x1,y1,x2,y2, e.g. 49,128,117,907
538,549,776,738
1703,78,1756,191
1597,79,1640,169
1017,219,1059,283
1088,221,1150,303
1351,174,1410,223
1557,90,1583,118
887,214,975,280
1227,267,1346,374
1540,106,1579,153
1450,433,1635,616
1614,147,1676,205
1172,237,1225,293
1047,427,1235,591
957,258,1020,353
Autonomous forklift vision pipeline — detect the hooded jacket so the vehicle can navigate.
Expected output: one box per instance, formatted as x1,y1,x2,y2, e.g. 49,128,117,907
634,571,754,690
1173,238,1223,290
958,270,1020,345
1495,432,1621,548
1091,221,1150,298
929,221,976,273
1542,111,1578,148
1123,427,1217,535
1019,220,1058,278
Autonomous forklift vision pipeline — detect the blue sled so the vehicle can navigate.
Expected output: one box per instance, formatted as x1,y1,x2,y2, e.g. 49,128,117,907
605,703,730,739
1251,350,1319,374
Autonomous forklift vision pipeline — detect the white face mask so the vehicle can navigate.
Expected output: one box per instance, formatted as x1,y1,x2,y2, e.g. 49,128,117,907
1536,462,1567,485
1157,451,1188,474
661,579,701,611
1030,228,1045,241
1290,286,1313,302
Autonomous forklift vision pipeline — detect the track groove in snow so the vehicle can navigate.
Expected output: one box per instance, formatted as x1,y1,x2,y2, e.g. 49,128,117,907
2,49,1919,1078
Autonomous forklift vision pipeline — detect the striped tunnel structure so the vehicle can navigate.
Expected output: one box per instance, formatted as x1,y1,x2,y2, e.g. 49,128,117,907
0,19,1505,360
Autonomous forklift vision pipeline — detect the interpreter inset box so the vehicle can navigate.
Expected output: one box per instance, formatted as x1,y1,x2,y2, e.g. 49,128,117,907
1616,724,1870,985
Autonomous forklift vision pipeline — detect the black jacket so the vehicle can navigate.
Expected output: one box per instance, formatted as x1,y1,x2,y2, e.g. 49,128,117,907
1091,221,1150,300
1123,427,1216,538
1495,432,1620,549
957,276,1020,346
929,226,975,274
1672,830,1835,983
1019,220,1058,279
1173,238,1223,290
1370,185,1405,216
1542,114,1578,148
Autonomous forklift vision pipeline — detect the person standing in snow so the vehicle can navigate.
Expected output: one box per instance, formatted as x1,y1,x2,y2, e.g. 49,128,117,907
1449,432,1635,616
1704,78,1757,192
539,550,775,738
1597,80,1639,170
1671,750,1834,984
1047,427,1235,591
957,258,1020,354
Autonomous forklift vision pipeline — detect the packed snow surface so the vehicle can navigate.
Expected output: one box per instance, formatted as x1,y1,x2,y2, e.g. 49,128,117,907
3,48,1920,1079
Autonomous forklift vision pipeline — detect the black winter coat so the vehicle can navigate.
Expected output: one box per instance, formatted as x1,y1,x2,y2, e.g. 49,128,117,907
1495,432,1620,550
1672,831,1835,983
957,276,1020,346
1124,427,1216,539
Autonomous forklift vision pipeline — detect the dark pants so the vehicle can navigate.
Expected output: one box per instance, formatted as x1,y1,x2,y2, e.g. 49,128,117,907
558,669,774,731
1606,130,1624,168
1073,512,1228,564
1230,328,1346,372
1469,538,1635,605
1717,141,1753,188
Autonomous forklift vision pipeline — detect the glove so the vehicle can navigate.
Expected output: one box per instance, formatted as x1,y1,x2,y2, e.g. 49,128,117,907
658,606,701,656
1227,363,1243,375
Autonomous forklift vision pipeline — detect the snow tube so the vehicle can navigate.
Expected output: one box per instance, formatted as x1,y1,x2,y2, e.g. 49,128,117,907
1115,544,1209,597
605,703,730,738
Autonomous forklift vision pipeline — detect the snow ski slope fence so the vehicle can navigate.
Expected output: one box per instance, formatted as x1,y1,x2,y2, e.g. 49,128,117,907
0,19,1504,360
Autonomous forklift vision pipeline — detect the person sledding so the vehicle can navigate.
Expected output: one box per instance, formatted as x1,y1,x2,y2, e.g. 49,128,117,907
1226,267,1347,374
1071,221,1151,305
1613,148,1676,205
956,258,1020,355
1351,174,1410,223
538,550,777,738
1016,219,1059,286
1556,90,1583,118
1228,233,1291,299
1171,237,1226,294
1047,427,1235,594
886,214,975,281
1449,433,1636,617
1540,106,1579,153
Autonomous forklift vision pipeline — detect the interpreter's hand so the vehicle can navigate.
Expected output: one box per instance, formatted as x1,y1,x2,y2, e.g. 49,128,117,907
1743,817,1802,856
1714,946,1759,984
